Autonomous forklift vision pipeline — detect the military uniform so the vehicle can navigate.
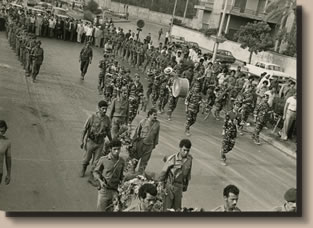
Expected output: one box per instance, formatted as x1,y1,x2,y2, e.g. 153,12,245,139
31,43,44,81
240,90,254,123
252,100,271,144
221,109,242,164
159,152,192,211
98,57,108,94
128,81,144,123
185,86,202,135
167,76,179,120
79,45,93,79
151,73,162,107
157,75,170,113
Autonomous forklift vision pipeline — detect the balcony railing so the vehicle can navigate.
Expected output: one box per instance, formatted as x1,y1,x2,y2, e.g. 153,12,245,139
197,0,214,10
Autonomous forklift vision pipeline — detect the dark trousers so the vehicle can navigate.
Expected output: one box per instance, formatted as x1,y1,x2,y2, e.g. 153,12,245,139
32,62,42,80
80,60,89,75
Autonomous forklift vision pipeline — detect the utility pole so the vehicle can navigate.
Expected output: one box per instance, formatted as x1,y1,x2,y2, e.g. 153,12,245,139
169,0,178,36
183,0,189,22
212,0,229,63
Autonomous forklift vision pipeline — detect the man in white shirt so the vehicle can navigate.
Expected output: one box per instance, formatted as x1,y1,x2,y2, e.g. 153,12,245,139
76,21,84,43
280,93,296,140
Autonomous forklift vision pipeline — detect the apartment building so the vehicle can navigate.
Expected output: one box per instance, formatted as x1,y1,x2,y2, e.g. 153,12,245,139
194,0,279,39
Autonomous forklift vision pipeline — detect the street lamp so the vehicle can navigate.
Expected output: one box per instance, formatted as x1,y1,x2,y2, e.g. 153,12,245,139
169,0,178,37
212,0,229,63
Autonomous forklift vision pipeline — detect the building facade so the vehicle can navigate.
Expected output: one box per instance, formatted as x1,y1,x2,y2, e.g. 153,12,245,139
195,0,279,39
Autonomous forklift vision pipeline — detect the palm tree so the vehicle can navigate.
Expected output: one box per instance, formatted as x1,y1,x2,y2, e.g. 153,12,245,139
264,0,296,53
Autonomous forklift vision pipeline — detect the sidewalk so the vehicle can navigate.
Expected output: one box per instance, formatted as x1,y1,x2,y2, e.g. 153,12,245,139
245,123,297,159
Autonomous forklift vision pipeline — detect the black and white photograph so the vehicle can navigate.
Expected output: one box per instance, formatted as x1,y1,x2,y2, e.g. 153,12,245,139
0,0,299,215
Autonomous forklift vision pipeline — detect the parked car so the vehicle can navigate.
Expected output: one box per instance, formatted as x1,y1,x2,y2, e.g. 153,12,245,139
206,49,236,64
36,2,53,12
26,6,46,15
246,61,294,82
186,41,199,49
170,35,186,45
52,6,70,19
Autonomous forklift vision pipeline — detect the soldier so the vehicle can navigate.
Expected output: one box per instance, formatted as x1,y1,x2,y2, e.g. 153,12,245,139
167,72,179,121
220,101,242,166
151,70,162,107
157,73,170,114
109,86,129,139
80,100,112,182
132,108,160,174
184,83,202,136
25,34,37,76
240,86,254,126
252,94,271,145
158,139,193,211
128,73,144,124
211,86,228,121
31,40,44,83
98,53,108,94
93,139,125,211
203,87,216,120
79,42,93,80
273,188,297,212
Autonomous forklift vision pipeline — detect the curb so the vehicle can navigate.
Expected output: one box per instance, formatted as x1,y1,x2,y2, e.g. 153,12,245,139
246,126,296,159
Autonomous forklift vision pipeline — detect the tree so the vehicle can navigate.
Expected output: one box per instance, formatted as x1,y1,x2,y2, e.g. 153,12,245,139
264,0,296,52
235,21,274,64
85,0,99,14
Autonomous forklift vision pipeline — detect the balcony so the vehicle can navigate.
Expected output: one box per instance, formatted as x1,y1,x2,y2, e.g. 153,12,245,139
194,0,214,11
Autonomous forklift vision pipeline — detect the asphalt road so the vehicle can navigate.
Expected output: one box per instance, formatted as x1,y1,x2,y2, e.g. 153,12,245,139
0,31,296,212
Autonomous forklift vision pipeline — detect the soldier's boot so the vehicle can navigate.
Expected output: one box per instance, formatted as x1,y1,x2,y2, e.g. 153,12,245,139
220,153,227,166
185,126,191,136
167,112,172,121
80,164,87,177
80,72,84,80
253,135,261,145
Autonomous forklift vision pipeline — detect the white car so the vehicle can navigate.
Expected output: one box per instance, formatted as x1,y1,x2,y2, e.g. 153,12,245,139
246,61,293,82
52,6,70,19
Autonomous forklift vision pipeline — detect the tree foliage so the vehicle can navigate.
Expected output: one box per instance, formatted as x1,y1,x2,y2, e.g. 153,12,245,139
85,0,101,14
235,21,274,63
112,0,197,19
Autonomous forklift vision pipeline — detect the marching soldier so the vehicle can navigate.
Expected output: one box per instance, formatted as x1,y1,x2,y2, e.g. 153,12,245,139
252,94,271,145
220,101,242,166
25,34,37,77
98,53,108,94
240,86,254,126
128,73,144,124
184,83,202,136
157,73,170,114
30,40,44,83
79,42,93,80
167,72,179,121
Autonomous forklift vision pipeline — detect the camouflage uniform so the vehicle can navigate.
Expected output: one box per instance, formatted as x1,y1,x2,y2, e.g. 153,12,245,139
185,85,202,134
128,81,144,123
158,75,170,113
240,90,254,123
167,76,179,120
151,73,162,107
221,109,242,162
252,100,271,143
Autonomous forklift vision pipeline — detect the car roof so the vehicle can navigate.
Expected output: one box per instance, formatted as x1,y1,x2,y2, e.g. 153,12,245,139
256,61,280,67
53,7,67,11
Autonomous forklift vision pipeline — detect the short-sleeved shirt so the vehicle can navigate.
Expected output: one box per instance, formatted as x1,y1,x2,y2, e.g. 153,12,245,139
80,46,93,61
83,113,111,144
286,96,296,111
93,154,124,191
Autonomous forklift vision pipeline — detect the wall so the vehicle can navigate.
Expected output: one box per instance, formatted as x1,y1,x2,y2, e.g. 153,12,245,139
172,25,296,78
110,1,200,29
245,0,259,11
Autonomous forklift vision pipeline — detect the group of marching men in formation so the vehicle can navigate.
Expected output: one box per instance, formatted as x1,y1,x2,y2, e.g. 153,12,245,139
3,4,44,82
1,1,297,213
77,32,297,212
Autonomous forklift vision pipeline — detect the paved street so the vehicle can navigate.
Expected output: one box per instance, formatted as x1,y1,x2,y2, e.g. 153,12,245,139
0,31,296,212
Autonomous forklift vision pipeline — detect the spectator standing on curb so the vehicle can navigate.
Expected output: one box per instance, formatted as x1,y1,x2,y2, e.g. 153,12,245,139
280,93,296,141
158,28,163,41
0,120,11,185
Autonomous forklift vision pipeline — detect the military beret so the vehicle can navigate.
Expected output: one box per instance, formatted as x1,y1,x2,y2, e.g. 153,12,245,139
284,188,296,202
